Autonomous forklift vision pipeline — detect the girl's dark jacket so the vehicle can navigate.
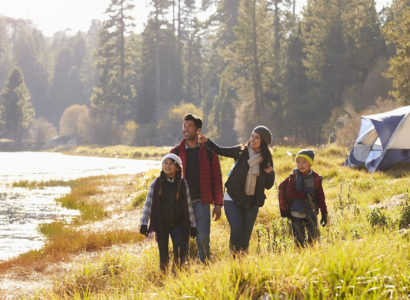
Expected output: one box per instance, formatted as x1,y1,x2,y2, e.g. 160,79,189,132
205,139,275,208
149,177,191,246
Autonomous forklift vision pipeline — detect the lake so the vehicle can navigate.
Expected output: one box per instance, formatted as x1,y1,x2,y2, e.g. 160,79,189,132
0,152,160,261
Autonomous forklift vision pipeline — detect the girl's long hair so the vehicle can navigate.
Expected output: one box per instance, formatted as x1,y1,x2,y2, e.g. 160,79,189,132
158,165,182,200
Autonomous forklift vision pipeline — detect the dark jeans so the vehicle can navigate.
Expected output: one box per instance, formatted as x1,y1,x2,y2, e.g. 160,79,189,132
191,199,211,262
291,215,320,247
156,224,188,271
224,200,259,253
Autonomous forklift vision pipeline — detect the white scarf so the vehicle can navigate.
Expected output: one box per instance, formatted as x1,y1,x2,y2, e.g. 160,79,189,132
245,147,263,196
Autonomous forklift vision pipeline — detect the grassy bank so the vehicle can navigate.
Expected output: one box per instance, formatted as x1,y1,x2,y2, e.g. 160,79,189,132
0,175,145,275
28,144,409,299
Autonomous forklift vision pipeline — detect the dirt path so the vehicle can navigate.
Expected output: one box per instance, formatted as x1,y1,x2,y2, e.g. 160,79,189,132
0,174,145,299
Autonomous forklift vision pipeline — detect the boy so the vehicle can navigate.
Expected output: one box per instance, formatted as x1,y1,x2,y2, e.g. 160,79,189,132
282,149,328,247
140,153,197,271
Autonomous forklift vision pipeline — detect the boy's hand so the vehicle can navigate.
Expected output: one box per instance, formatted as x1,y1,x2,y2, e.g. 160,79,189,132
212,205,222,221
320,214,328,227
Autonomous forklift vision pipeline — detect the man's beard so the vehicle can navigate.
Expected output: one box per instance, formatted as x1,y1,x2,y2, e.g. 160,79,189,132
185,134,197,141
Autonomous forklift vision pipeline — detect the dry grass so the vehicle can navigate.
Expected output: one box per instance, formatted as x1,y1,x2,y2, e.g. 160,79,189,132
2,145,409,299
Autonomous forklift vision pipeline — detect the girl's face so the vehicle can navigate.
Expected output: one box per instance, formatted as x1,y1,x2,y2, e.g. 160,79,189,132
249,132,261,152
162,158,179,178
296,157,311,175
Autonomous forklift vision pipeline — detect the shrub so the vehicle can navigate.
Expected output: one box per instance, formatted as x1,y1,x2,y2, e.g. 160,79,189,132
367,208,388,228
398,205,410,229
30,117,57,149
59,105,90,143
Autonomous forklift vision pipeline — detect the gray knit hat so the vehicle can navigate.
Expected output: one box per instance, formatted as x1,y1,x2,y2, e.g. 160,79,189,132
296,149,315,166
252,125,272,145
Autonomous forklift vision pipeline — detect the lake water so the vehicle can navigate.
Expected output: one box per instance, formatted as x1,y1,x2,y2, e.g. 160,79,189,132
0,152,161,261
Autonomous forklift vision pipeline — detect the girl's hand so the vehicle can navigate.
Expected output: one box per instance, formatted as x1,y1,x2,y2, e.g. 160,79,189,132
198,134,208,143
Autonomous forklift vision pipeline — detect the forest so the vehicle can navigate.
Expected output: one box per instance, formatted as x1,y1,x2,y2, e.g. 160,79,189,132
0,0,409,148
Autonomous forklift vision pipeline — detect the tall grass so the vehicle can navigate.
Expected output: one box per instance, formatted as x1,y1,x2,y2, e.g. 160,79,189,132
25,145,410,298
12,179,73,189
51,145,170,160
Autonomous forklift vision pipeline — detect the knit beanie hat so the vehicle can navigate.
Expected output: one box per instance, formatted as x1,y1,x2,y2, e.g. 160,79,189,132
162,153,183,169
252,125,272,145
296,149,315,166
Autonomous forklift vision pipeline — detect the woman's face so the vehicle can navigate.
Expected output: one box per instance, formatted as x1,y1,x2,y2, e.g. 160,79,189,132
162,158,179,178
249,132,261,152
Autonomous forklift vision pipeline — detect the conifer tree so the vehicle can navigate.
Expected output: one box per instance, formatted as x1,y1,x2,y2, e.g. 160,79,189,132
383,0,410,105
91,0,136,122
0,67,34,144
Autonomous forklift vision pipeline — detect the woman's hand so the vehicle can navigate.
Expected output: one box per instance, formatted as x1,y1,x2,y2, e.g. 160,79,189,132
198,134,209,143
264,163,273,173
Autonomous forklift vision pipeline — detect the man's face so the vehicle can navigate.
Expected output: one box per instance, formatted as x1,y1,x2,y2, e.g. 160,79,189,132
183,120,200,141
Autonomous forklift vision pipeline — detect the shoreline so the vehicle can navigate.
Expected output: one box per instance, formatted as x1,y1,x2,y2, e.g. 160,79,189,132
0,172,149,299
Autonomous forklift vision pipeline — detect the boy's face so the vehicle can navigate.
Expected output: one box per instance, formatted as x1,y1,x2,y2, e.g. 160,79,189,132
183,120,201,141
296,157,311,174
162,158,179,178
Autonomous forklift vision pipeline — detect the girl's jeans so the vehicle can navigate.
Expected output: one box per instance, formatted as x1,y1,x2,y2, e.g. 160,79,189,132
224,200,259,252
156,224,188,270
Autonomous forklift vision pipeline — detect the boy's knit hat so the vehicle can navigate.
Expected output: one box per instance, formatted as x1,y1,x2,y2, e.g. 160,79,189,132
162,153,183,169
296,149,315,166
252,125,272,145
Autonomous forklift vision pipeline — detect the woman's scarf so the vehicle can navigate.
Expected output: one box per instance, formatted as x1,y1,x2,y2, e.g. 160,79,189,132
245,147,263,195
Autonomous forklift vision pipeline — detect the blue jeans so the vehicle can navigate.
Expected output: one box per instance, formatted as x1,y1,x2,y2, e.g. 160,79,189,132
191,199,210,262
224,200,259,252
157,224,188,271
291,215,320,247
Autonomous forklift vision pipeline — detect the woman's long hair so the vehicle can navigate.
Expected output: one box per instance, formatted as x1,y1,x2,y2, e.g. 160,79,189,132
158,165,182,200
260,141,273,169
246,140,273,169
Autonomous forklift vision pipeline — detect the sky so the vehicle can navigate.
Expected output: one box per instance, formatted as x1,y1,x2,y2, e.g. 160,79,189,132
0,0,392,37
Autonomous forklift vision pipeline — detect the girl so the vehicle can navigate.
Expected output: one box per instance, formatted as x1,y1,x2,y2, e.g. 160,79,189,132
140,153,197,271
199,126,275,253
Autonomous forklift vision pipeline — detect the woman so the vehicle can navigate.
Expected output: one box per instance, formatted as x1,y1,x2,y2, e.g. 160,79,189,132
199,126,275,253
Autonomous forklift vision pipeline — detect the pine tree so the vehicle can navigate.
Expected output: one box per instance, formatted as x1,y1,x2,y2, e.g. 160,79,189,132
13,26,50,121
223,0,272,139
383,0,410,105
91,0,136,122
0,67,34,144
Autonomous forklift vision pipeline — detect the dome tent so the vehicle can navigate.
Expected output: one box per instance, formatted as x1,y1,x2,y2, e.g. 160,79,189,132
344,106,410,172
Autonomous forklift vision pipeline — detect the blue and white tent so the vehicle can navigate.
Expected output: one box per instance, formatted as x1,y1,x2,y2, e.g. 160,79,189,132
345,106,410,172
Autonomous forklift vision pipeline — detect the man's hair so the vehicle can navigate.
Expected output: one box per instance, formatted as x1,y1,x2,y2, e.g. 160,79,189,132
183,113,202,129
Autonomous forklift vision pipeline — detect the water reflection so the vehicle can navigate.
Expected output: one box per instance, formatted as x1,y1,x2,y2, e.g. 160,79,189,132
0,152,160,261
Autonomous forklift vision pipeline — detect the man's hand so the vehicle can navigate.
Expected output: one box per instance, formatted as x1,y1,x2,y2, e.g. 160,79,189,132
212,205,222,221
320,214,328,227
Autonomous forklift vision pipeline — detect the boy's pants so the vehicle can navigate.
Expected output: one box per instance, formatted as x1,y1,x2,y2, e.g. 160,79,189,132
191,199,210,262
291,215,320,247
157,224,188,271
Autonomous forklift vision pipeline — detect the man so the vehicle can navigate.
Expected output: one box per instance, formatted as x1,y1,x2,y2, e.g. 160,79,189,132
171,113,223,262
